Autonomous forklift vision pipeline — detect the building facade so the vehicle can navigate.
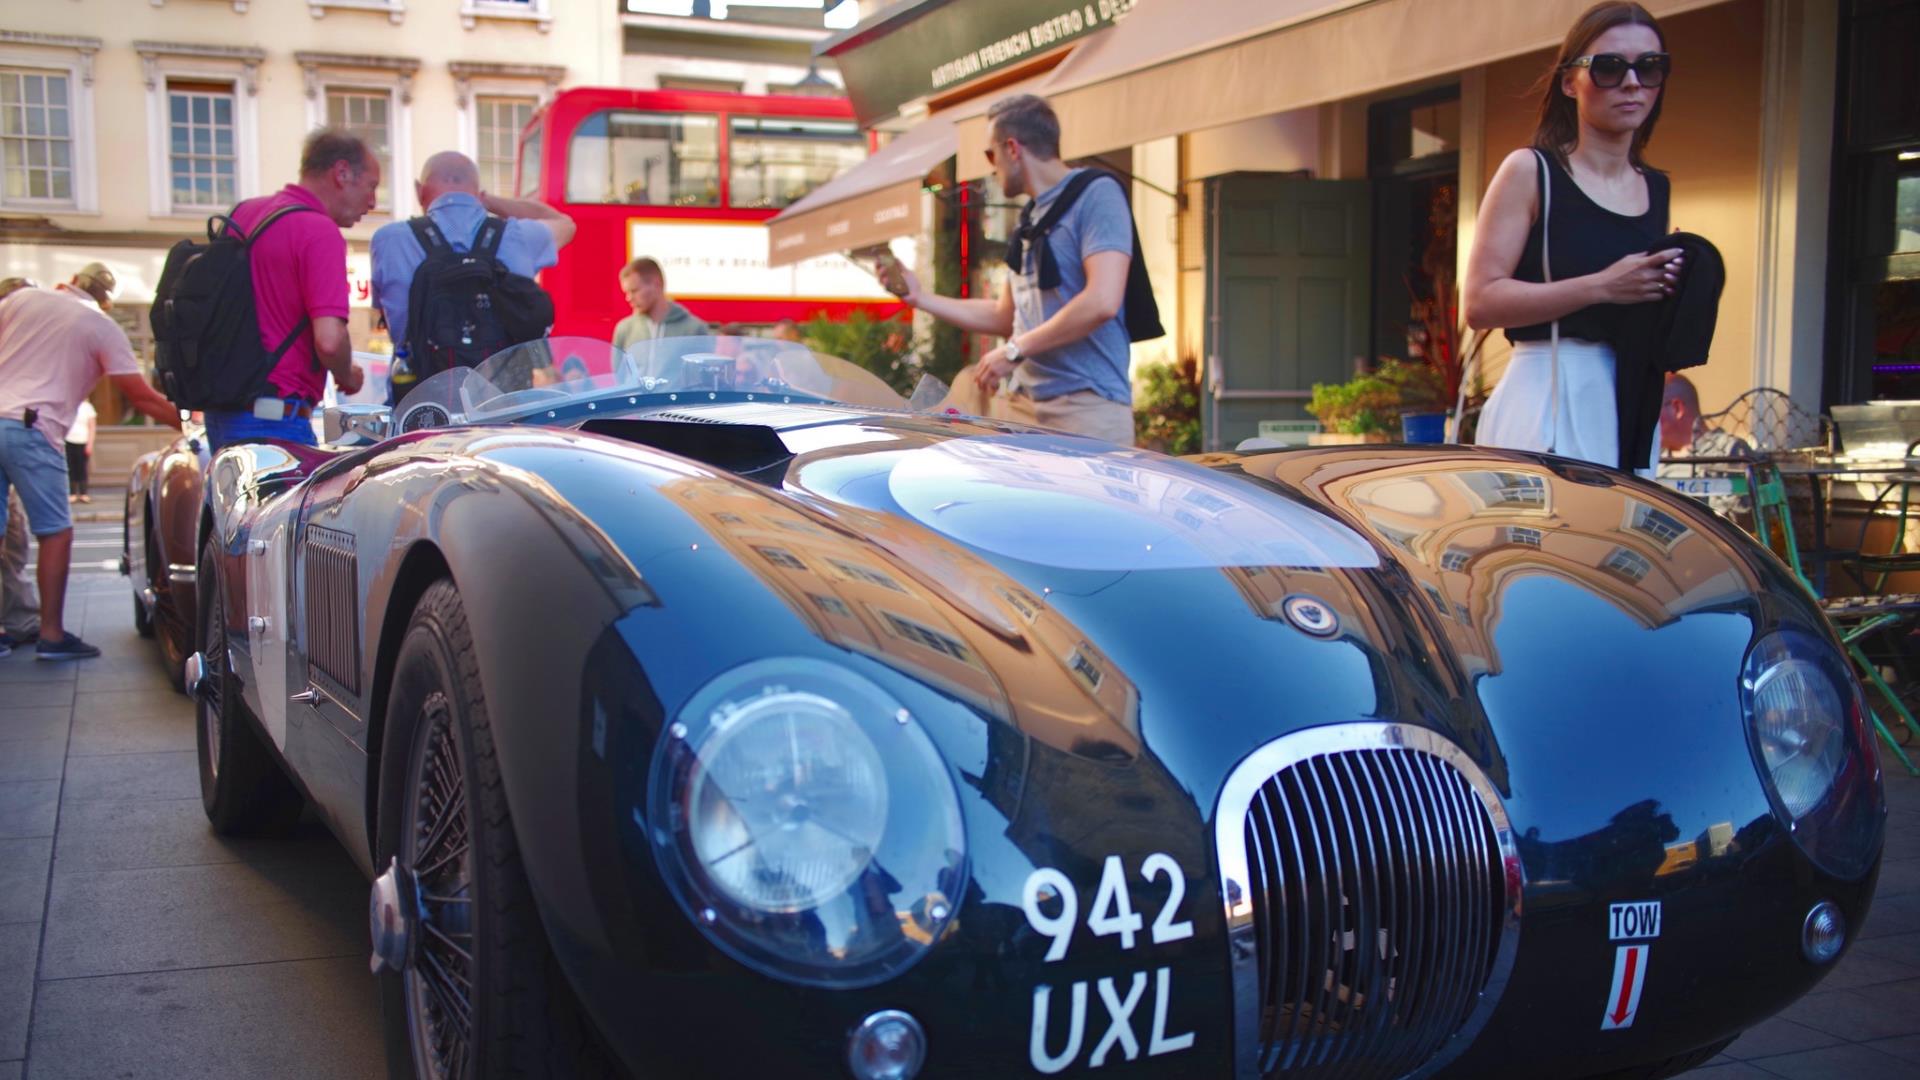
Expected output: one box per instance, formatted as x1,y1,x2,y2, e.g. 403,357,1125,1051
1,0,860,425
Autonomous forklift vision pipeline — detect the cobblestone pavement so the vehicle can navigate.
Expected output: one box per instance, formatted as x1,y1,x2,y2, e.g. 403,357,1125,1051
1,571,1918,1079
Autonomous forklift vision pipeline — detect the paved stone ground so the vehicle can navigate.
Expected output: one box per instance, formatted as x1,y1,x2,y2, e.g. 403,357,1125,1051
1,563,1918,1079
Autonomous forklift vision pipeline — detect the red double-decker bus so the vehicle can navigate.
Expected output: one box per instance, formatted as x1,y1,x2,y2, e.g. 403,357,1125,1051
515,87,905,340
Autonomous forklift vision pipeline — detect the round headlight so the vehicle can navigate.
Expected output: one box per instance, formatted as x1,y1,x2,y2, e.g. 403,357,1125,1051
1749,654,1847,819
650,659,969,988
1741,628,1884,879
687,690,889,912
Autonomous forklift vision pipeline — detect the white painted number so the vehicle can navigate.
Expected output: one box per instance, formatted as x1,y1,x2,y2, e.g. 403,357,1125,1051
1088,855,1144,949
1023,868,1079,963
1029,968,1194,1072
1142,852,1194,944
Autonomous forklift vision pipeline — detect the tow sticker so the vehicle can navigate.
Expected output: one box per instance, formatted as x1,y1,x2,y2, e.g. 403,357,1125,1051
1609,900,1661,941
1601,944,1650,1030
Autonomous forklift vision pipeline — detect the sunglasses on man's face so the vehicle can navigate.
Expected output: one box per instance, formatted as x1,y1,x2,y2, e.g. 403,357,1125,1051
1567,51,1671,89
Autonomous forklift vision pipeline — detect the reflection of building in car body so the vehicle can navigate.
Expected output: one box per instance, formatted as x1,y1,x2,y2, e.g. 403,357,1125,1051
1241,450,1768,681
655,475,1140,754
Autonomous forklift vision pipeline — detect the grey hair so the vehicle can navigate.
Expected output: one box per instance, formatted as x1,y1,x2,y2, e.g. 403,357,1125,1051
986,94,1061,160
300,128,374,178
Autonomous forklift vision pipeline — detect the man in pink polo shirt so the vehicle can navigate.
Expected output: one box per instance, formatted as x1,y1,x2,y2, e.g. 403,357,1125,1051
203,128,373,453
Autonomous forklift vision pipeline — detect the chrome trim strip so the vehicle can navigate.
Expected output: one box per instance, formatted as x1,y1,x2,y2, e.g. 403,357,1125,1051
167,563,198,585
1213,722,1524,1080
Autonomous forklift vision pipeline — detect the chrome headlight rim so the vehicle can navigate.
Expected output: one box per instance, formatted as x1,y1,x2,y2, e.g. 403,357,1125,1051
647,658,969,989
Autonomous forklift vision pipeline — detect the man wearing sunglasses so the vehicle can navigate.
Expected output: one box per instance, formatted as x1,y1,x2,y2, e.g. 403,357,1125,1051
892,94,1137,444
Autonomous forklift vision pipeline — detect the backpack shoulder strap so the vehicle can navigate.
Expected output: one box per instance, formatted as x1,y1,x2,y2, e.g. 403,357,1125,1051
409,216,450,254
241,204,318,247
1033,169,1108,233
474,215,508,260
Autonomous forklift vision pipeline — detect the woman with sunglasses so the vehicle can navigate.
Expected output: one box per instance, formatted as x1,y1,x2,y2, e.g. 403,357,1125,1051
1464,1,1682,471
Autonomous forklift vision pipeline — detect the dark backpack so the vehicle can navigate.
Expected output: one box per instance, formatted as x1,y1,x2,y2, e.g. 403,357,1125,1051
1006,168,1165,343
402,215,554,381
150,206,316,410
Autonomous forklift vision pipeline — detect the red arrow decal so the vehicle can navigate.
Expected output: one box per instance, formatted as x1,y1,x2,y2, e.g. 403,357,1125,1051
1610,947,1640,1025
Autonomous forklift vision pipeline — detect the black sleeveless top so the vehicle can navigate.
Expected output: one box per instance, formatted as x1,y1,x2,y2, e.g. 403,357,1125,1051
1506,152,1671,345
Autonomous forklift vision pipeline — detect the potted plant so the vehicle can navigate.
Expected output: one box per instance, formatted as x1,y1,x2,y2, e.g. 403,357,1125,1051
1306,359,1449,445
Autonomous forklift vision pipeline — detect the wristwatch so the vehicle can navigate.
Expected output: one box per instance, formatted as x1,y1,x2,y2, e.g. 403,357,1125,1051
1003,337,1023,364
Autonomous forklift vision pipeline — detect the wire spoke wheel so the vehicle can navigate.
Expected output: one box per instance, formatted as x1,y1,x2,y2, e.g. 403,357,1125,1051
403,692,476,1080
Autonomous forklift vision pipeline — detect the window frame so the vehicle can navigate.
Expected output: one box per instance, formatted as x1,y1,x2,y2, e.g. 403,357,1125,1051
564,107,723,209
299,58,415,219
724,112,866,212
0,42,97,214
139,47,261,219
460,0,552,32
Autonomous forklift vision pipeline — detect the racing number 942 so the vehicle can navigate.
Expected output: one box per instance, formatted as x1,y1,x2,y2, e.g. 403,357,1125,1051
1021,853,1197,1073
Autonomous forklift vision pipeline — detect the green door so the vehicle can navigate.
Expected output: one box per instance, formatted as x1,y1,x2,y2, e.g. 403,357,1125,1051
1204,172,1372,449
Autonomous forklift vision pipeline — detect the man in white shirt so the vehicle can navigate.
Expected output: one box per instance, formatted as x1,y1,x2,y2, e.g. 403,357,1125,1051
0,271,179,660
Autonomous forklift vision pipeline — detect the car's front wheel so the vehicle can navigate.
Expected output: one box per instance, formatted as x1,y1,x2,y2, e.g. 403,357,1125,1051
375,578,617,1080
194,536,302,834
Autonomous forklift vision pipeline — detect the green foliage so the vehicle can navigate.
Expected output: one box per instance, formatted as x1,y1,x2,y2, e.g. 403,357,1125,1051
801,310,921,396
1134,356,1201,454
1306,359,1447,435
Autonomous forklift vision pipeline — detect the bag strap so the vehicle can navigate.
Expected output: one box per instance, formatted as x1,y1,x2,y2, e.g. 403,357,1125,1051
1534,149,1562,453
409,216,449,254
474,215,508,260
240,205,317,247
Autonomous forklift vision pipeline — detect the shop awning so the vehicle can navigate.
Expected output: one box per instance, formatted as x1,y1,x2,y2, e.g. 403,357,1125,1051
767,75,1052,267
766,112,955,267
956,0,1730,182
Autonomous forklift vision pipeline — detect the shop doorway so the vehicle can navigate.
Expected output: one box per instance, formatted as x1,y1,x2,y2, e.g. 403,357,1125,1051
1202,171,1371,449
1368,88,1461,374
1826,0,1920,404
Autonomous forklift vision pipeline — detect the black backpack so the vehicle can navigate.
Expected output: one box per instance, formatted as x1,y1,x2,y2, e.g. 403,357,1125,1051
150,206,316,410
1006,169,1165,343
403,215,554,381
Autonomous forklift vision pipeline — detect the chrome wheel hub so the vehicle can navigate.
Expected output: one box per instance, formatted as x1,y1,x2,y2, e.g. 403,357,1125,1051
369,857,417,975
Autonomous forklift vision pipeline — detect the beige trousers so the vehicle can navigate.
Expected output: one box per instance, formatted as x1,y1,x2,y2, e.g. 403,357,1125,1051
2,488,39,636
992,387,1136,446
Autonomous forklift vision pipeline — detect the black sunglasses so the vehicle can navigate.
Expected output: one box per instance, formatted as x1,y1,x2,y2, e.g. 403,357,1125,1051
1566,52,1671,89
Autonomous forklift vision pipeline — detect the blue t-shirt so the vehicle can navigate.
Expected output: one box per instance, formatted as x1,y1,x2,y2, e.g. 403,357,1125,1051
370,192,558,348
1009,168,1134,404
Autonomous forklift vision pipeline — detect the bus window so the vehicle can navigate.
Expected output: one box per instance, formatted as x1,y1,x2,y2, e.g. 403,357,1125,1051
727,116,865,210
566,110,719,207
516,123,542,198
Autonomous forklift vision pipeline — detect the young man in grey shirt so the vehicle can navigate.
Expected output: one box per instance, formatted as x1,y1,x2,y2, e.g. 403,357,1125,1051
898,94,1136,444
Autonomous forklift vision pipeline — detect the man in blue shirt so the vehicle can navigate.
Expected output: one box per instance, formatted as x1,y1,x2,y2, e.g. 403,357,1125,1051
897,94,1136,444
371,150,576,357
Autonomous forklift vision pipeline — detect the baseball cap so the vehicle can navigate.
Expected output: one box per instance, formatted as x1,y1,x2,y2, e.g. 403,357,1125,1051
72,262,117,299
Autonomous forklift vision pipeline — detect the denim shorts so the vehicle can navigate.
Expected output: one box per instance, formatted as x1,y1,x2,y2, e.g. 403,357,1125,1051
0,418,72,537
203,405,319,456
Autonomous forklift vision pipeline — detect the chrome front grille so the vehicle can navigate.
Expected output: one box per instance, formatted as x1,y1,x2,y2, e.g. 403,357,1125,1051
1216,724,1521,1080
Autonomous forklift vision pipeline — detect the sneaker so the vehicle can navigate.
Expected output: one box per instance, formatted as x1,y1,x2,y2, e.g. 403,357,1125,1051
35,633,102,661
0,634,11,659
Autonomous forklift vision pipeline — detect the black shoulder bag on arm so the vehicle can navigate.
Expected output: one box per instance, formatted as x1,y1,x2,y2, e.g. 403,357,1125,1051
403,215,555,382
150,206,316,410
1004,169,1166,342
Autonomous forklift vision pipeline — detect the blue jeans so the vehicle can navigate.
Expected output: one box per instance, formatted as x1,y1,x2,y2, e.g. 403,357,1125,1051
0,418,71,538
203,405,317,456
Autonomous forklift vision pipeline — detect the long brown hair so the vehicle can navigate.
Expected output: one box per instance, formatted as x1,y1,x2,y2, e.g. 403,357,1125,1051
1531,2,1667,170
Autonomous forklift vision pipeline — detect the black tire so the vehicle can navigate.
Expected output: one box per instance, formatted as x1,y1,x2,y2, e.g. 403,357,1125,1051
130,515,153,639
194,536,303,835
376,579,618,1080
149,524,186,689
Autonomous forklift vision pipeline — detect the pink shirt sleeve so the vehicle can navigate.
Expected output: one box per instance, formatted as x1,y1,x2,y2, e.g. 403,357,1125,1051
298,223,352,322
92,314,138,379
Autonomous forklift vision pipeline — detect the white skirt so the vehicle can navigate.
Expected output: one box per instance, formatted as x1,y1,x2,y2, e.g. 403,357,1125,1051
1476,338,1656,474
